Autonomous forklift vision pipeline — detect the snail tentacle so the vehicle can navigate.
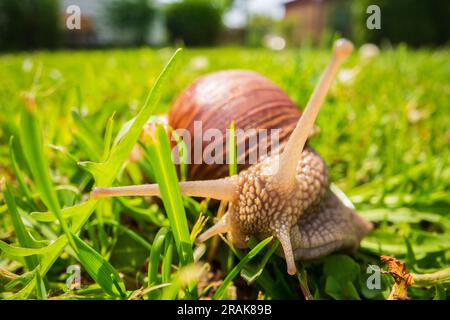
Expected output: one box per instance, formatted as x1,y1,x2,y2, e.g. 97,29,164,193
92,176,238,201
275,227,297,275
275,39,353,188
196,212,230,244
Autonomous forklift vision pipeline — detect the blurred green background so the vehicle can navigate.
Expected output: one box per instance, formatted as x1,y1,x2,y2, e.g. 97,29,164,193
0,0,449,300
0,0,448,50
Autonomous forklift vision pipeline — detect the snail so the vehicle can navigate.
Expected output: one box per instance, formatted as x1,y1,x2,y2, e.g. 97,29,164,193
93,39,373,275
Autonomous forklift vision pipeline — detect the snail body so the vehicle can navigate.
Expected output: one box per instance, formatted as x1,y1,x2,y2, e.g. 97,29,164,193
93,39,372,275
168,70,371,273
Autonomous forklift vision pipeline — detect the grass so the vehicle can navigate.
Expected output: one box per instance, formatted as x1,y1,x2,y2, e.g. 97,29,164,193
0,45,449,300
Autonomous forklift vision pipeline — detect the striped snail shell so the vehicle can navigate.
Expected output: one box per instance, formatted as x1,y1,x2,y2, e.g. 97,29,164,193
168,70,302,180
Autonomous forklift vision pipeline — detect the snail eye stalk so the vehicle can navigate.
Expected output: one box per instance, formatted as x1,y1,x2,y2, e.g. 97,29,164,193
275,39,353,189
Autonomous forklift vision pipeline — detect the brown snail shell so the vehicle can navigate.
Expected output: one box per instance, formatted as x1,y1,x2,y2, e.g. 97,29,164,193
168,70,302,180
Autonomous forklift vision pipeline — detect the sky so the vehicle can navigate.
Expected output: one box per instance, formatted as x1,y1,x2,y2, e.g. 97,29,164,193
157,0,286,28
224,0,286,28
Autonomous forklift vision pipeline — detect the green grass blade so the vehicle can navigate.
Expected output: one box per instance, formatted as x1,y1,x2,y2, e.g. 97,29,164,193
34,272,47,300
72,233,126,298
213,236,273,300
100,219,152,252
72,109,103,161
117,197,169,227
2,182,39,270
148,227,169,288
30,200,97,222
162,235,174,284
72,109,104,148
19,105,76,250
8,137,37,210
101,112,115,162
0,240,54,256
240,240,279,284
143,125,193,266
4,270,36,292
169,130,188,181
297,266,313,300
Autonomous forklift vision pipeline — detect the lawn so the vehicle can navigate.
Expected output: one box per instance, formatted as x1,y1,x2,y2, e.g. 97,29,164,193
0,45,449,300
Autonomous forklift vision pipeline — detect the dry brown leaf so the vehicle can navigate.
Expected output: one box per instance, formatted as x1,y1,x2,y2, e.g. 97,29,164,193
380,255,414,300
